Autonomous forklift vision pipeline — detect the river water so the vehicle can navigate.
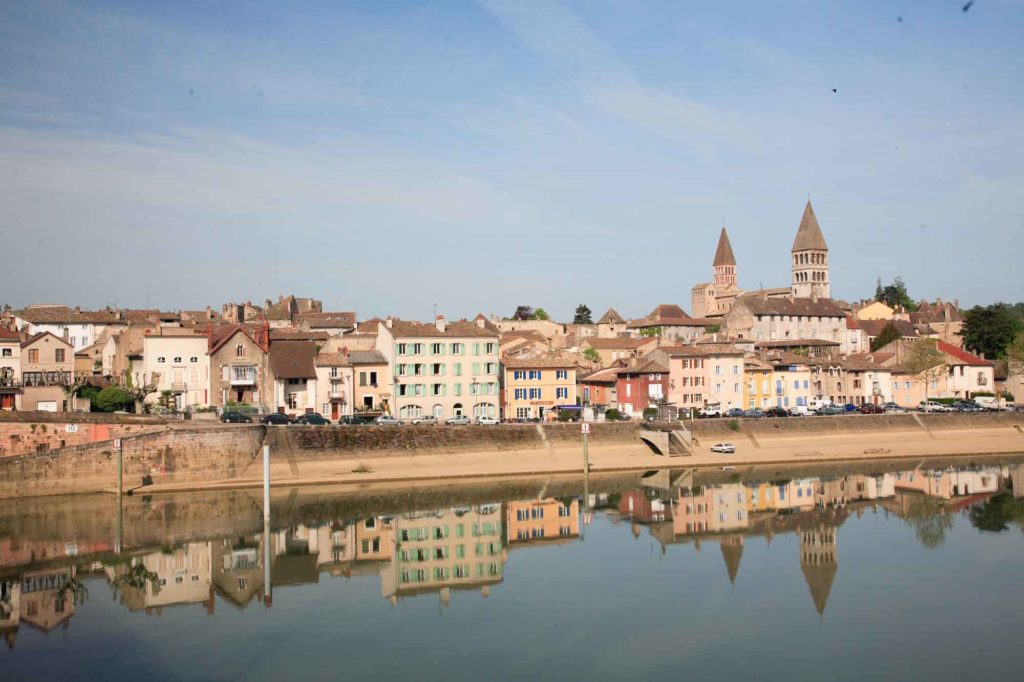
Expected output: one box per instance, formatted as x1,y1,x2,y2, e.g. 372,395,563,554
3,456,1024,681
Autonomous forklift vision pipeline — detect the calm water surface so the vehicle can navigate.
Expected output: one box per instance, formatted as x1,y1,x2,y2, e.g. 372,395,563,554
3,458,1024,681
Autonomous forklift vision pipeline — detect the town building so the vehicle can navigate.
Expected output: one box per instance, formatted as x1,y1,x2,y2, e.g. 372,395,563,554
723,294,849,350
506,498,580,544
20,332,75,412
141,329,210,410
595,308,627,338
766,353,813,410
12,305,120,351
207,324,271,411
503,355,578,421
614,355,669,417
691,227,744,319
377,316,500,420
578,364,621,409
790,200,830,299
744,357,773,410
664,344,745,413
268,341,318,416
626,304,711,343
0,328,21,411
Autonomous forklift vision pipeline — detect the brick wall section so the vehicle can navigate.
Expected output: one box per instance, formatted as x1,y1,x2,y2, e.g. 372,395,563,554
0,411,167,458
266,421,640,461
0,425,264,499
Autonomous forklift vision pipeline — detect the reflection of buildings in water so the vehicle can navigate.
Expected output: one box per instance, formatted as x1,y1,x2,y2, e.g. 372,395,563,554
0,536,113,570
800,524,838,617
893,468,999,500
105,543,213,614
673,484,747,535
506,498,580,544
617,490,670,524
212,535,269,609
1,578,19,649
1009,463,1024,499
380,505,505,605
18,567,76,633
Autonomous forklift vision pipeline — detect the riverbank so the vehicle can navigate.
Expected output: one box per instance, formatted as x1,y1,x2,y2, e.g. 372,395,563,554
1,413,1022,499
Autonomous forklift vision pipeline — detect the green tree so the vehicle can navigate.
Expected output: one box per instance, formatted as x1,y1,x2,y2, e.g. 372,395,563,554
1006,331,1024,377
959,303,1023,359
639,326,662,338
968,493,1024,532
870,321,904,351
874,276,917,311
903,338,947,402
512,305,533,321
573,305,593,324
705,323,721,334
92,386,135,413
530,307,551,321
582,347,600,363
902,496,954,549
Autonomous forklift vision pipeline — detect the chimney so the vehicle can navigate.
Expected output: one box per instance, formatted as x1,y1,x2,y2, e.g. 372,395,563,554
74,305,80,313
811,291,818,303
385,317,393,329
761,290,768,301
475,314,486,329
435,315,447,333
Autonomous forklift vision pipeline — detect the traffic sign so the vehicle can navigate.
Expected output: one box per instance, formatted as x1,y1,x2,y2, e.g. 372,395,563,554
581,423,590,434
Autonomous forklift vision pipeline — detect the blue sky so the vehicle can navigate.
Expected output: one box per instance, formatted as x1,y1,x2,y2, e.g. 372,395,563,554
2,0,1022,320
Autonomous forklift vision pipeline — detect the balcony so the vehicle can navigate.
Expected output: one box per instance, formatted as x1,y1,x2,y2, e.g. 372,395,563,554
230,366,257,386
171,382,187,392
21,372,73,388
0,378,21,393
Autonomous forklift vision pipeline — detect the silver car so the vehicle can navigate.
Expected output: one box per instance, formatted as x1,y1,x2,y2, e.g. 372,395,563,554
445,415,471,425
411,415,437,425
375,415,403,426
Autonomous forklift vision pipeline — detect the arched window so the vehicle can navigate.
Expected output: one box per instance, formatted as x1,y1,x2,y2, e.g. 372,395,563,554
433,404,444,418
399,404,422,419
453,402,464,417
173,356,182,363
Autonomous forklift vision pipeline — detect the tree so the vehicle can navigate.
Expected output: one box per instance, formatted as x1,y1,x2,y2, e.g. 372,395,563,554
705,323,721,334
531,308,550,321
903,338,947,402
582,347,600,363
639,326,662,338
93,386,135,413
902,496,954,549
959,303,1023,360
1006,331,1024,377
512,305,533,321
874,276,917,311
573,305,593,324
968,493,1024,533
870,321,904,351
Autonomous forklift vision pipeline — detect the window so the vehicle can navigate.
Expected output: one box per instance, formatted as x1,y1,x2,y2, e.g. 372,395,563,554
472,343,480,356
529,388,541,400
529,370,541,380
513,370,525,380
515,388,526,400
157,356,166,363
0,348,9,358
412,343,423,355
556,387,568,399
173,356,182,363
54,348,65,363
28,349,39,363
190,356,198,363
431,343,444,355
557,369,569,380
397,343,408,355
453,363,462,376
485,343,496,354
450,343,464,355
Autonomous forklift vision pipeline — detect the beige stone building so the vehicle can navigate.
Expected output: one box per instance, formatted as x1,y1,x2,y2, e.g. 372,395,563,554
790,201,831,299
0,328,21,410
691,227,744,319
723,295,849,350
267,340,318,416
208,325,271,411
626,304,711,342
142,329,210,410
20,332,74,412
378,316,500,420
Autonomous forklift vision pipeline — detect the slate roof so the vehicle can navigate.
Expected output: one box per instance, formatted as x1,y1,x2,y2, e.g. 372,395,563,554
737,297,846,318
269,341,317,379
791,200,828,252
713,227,736,266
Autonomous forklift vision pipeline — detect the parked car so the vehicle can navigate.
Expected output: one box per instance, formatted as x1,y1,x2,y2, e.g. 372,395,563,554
260,413,291,425
724,408,746,418
788,405,812,416
339,415,374,425
974,396,1007,411
375,415,403,426
857,404,884,414
699,405,723,418
743,408,766,419
475,416,500,425
295,413,331,425
764,407,790,418
918,400,953,413
220,411,253,423
881,402,906,413
710,442,736,454
842,403,858,412
954,401,983,412
816,405,845,416
411,415,438,425
445,415,471,425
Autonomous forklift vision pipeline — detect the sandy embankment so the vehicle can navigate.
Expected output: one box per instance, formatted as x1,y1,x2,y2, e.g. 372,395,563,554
139,415,1024,495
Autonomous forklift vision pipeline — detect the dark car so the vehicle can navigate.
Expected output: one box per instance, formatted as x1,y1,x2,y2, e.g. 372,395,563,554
296,413,331,425
220,411,253,423
816,405,844,416
764,407,789,418
725,408,746,418
954,401,983,412
858,404,884,414
260,413,291,425
842,403,858,412
339,415,374,425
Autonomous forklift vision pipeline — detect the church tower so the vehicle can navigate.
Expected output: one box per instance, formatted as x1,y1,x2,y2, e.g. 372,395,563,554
713,227,737,286
791,200,830,299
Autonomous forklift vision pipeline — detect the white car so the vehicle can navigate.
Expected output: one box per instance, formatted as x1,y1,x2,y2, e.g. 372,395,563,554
411,415,437,425
475,416,500,425
445,415,471,425
710,442,736,454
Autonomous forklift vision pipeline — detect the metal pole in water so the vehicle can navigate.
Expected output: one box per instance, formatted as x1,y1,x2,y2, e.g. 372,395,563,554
263,444,270,521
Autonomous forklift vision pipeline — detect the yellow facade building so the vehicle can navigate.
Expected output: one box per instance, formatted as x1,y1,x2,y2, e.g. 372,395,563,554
744,357,773,410
503,355,578,421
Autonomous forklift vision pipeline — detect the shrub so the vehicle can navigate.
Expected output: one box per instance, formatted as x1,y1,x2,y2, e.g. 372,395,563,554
605,408,622,421
727,419,740,432
642,407,658,421
93,387,135,413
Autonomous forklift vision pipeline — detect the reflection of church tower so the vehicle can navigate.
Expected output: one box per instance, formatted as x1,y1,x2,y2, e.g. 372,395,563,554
791,201,830,299
800,524,837,617
713,227,737,287
720,535,744,585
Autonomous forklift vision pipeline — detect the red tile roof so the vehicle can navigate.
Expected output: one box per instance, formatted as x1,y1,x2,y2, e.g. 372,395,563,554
937,340,992,367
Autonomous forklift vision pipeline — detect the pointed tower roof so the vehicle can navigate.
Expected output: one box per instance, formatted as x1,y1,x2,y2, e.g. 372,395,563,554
792,201,828,252
801,561,837,616
713,227,736,266
597,308,625,325
719,538,743,584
